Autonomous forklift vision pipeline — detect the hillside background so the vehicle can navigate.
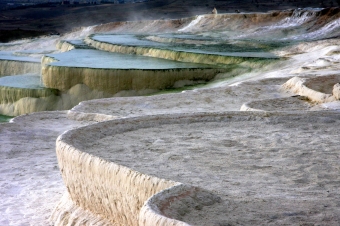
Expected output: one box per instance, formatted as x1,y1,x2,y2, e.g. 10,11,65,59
1,0,339,42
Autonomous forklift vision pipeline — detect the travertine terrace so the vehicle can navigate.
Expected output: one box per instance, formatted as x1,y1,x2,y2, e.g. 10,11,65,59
54,111,340,225
1,8,340,226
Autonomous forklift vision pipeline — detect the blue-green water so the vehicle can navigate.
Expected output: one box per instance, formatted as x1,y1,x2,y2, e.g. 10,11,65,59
92,34,281,59
0,114,13,123
0,74,44,89
46,49,220,69
0,51,41,62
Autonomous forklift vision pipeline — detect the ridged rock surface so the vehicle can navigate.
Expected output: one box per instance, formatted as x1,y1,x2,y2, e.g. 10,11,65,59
42,65,222,93
282,75,340,103
52,111,340,225
84,36,277,67
0,60,41,77
3,7,340,226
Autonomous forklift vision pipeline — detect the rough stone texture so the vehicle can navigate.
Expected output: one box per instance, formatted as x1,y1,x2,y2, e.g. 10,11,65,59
0,111,93,226
139,185,198,226
282,76,337,103
42,65,221,93
50,193,113,226
55,130,178,225
240,96,313,111
67,77,289,123
304,75,340,94
85,36,277,67
333,83,340,100
4,8,340,226
53,111,340,225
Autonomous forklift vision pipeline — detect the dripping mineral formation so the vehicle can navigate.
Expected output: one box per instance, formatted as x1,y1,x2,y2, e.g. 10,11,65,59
1,8,340,226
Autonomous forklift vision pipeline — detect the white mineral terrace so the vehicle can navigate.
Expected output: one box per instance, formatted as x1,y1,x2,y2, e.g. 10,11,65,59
88,34,280,58
84,34,279,67
0,52,41,76
54,111,340,225
41,49,225,93
0,74,58,113
1,9,340,226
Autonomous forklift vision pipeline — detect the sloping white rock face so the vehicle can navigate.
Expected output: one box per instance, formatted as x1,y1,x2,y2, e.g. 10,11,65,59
332,83,340,100
0,111,93,226
54,118,179,225
53,111,340,225
3,8,340,226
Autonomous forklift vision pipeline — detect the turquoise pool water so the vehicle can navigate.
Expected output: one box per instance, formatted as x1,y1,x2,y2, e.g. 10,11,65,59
0,114,13,123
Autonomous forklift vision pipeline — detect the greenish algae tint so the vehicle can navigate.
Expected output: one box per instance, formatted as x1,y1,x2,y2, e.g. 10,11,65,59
0,114,13,123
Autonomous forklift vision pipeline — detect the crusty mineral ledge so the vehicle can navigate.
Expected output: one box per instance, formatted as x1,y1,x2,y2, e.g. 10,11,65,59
42,65,220,93
53,111,340,225
0,60,41,76
54,127,178,225
240,96,313,111
84,35,278,67
282,75,340,103
41,50,225,94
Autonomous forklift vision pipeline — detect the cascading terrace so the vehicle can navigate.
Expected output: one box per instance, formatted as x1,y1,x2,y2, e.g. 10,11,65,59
2,8,340,226
0,24,283,116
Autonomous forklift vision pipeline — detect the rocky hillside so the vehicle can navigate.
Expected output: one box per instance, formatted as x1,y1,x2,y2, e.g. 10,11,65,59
0,0,339,42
